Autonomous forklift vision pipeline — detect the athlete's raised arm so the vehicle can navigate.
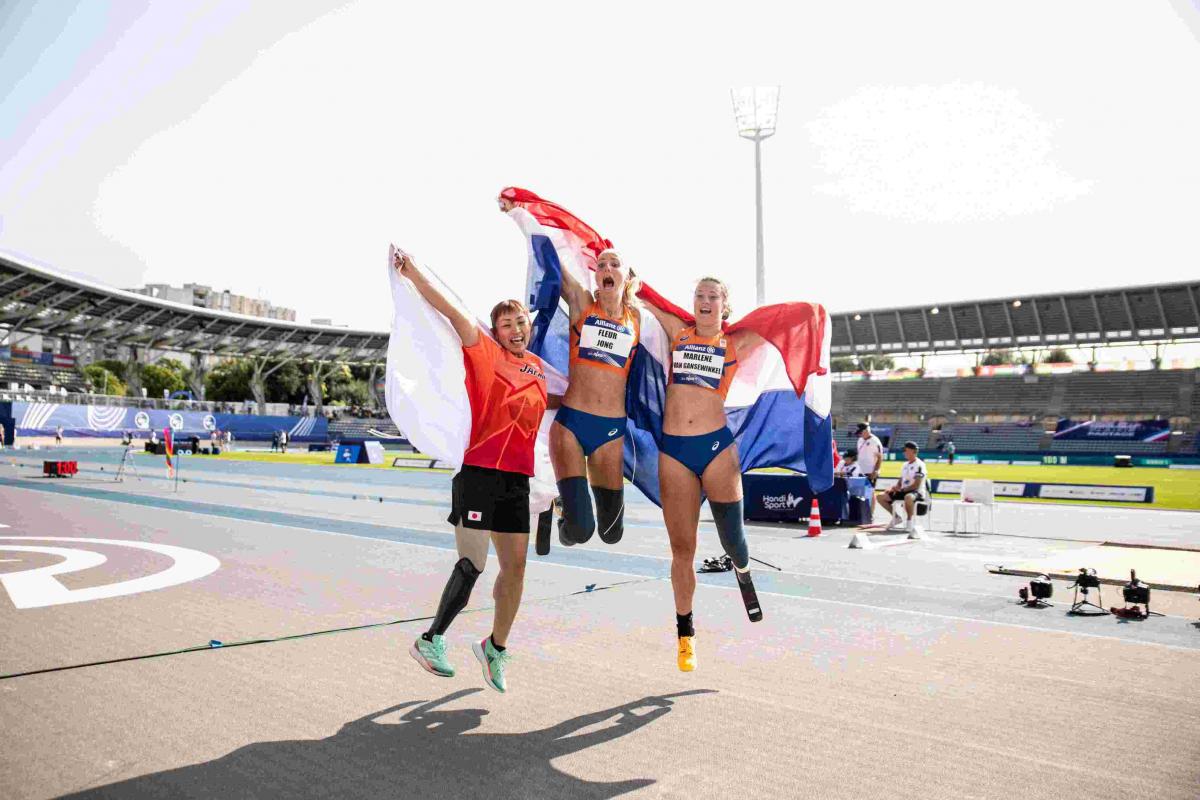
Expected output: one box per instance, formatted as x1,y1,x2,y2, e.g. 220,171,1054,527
557,262,593,324
641,301,687,340
393,251,480,347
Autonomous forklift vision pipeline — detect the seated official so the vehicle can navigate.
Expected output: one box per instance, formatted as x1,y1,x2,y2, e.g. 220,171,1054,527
876,441,928,532
834,450,862,478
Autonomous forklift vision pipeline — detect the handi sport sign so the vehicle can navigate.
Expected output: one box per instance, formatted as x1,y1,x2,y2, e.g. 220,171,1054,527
929,479,1154,504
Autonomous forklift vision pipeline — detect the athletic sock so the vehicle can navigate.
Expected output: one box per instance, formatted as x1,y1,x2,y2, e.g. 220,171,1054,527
489,636,506,652
676,612,694,638
421,631,435,643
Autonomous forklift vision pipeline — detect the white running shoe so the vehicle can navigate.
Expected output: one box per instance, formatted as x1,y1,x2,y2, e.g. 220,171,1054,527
887,513,904,530
905,517,914,532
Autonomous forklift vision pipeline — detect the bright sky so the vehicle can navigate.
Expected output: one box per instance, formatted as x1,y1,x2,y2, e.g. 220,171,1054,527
2,1,1198,329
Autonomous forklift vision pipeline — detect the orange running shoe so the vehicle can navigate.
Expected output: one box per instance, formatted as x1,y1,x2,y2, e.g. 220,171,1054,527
677,636,696,672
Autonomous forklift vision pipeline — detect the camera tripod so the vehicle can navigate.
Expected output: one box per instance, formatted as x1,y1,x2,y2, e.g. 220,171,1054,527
115,443,141,483
1068,570,1109,616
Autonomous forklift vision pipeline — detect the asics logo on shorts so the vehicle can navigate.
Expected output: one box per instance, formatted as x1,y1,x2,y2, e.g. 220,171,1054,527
607,428,618,437
711,441,720,451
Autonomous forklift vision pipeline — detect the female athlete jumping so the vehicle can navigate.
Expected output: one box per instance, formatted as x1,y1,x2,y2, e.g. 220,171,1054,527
397,251,549,693
643,277,763,672
500,196,639,548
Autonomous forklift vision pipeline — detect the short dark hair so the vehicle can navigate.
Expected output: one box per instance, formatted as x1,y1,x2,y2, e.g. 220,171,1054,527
903,440,919,451
843,449,857,460
490,299,531,331
855,422,870,433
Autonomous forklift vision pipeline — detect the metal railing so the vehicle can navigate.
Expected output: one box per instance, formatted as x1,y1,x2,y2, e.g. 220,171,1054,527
0,385,390,419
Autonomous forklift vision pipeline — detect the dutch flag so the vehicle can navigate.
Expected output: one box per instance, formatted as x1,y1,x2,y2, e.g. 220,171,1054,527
500,187,834,506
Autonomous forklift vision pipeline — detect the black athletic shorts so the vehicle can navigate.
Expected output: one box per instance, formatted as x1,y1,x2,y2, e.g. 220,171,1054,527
447,465,531,534
884,489,919,503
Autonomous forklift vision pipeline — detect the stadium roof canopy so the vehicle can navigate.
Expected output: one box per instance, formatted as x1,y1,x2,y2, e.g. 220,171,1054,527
3,252,1199,364
0,252,387,363
832,280,1200,358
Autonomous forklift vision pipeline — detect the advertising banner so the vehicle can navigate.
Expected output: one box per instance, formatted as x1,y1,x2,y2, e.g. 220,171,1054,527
929,478,1153,503
12,401,328,442
741,472,847,522
1054,419,1170,442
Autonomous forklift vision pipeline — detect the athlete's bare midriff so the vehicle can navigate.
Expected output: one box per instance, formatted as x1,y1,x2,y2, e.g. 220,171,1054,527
663,384,726,436
563,367,628,417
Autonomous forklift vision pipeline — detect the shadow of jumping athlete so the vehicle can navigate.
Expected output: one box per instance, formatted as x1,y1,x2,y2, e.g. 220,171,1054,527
64,688,715,799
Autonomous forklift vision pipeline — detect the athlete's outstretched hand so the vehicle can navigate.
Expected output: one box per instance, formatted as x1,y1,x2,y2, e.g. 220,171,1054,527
393,247,478,347
393,249,415,278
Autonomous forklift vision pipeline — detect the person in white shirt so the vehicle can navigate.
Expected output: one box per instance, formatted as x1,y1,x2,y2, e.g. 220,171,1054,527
855,422,883,486
834,450,862,478
877,441,927,531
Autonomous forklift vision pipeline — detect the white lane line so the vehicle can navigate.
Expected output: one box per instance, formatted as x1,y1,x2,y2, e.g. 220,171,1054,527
6,485,1196,651
225,517,1200,653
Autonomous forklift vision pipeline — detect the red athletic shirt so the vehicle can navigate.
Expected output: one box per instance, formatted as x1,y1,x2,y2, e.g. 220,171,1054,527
461,333,548,476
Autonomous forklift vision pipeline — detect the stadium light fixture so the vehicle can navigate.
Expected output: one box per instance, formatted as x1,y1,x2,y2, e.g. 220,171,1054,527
731,86,780,307
930,307,940,314
1012,300,1023,308
854,313,862,321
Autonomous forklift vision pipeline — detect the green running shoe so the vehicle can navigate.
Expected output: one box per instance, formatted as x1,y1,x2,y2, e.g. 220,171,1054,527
410,635,454,677
472,636,512,693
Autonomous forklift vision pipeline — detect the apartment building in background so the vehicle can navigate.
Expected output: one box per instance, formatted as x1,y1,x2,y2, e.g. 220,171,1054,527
127,283,297,321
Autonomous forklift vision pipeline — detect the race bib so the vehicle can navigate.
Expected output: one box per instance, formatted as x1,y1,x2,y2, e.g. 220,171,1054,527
672,342,726,390
578,315,636,368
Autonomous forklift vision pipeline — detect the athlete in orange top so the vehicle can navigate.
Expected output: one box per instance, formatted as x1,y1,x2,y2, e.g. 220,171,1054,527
668,326,739,400
461,330,548,477
396,251,550,693
501,194,640,548
642,277,767,673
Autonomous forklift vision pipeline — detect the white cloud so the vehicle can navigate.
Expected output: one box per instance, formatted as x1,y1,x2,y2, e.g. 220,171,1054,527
807,82,1092,223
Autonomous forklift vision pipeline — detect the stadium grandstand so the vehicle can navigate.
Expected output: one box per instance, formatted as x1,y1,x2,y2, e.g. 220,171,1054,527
1,252,385,405
2,251,1198,455
832,280,1200,357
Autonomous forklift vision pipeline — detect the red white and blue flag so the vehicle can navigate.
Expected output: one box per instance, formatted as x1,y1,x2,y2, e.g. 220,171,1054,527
163,427,175,478
500,186,834,505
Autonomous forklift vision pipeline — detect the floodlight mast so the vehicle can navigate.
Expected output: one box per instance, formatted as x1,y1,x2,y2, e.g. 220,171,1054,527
731,86,780,307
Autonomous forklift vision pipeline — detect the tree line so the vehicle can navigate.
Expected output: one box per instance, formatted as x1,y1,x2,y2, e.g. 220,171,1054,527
82,358,376,406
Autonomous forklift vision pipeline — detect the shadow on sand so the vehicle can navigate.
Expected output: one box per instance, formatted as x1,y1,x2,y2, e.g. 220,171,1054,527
64,688,715,799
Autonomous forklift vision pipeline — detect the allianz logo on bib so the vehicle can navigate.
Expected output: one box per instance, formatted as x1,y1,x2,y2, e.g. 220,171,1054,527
467,510,483,522
761,493,804,511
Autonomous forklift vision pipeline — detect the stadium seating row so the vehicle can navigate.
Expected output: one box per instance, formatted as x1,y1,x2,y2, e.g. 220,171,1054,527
0,361,89,392
327,417,403,439
833,421,1173,456
832,369,1195,422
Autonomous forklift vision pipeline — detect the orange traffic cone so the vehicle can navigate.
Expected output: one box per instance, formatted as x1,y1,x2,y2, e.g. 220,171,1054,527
807,499,822,537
